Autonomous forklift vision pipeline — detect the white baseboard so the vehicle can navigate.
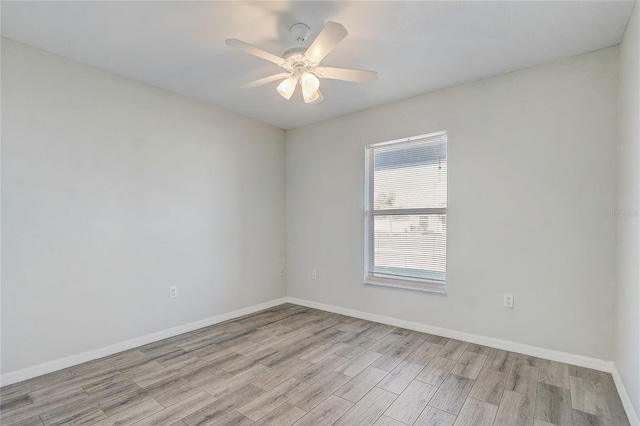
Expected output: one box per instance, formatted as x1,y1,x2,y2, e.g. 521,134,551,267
0,297,288,387
612,364,640,426
286,297,613,372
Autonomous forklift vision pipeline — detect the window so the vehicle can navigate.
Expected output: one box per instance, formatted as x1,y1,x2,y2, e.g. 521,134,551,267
364,132,448,293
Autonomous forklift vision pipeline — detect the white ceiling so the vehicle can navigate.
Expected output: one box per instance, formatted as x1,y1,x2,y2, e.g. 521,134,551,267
1,1,635,130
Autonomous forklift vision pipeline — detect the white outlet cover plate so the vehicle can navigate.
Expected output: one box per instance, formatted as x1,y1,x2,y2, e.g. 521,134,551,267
504,294,513,308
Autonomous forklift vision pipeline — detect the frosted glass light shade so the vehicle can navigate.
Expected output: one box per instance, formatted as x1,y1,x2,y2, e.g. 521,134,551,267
300,72,320,92
302,88,320,103
276,76,297,100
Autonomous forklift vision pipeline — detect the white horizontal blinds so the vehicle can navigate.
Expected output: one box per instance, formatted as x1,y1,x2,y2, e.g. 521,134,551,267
369,134,447,284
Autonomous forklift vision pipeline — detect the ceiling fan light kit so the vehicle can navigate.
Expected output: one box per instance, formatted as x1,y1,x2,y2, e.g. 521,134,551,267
226,21,377,104
276,75,296,100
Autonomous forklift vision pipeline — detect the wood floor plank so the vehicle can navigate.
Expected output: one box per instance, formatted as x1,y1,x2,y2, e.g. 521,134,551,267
405,341,444,366
334,387,397,426
370,355,404,372
508,352,538,368
376,361,424,394
133,391,217,426
568,365,578,377
572,367,627,424
415,356,457,387
29,368,119,402
333,366,388,403
414,406,457,426
333,319,367,333
534,419,557,426
43,406,107,426
575,366,607,384
194,352,244,372
293,395,352,426
373,415,406,426
0,394,33,413
537,360,571,389
569,376,610,419
294,354,350,384
368,334,405,354
334,350,382,377
535,382,573,426
571,408,609,426
450,352,487,380
468,368,506,405
385,333,426,359
7,416,45,426
1,387,88,426
384,380,437,424
204,364,271,399
482,349,512,373
99,376,190,416
155,384,206,408
494,389,535,426
336,333,377,348
289,372,351,411
428,374,474,415
252,402,306,426
220,348,278,375
237,377,308,421
182,384,264,426
155,350,196,369
600,373,631,426
438,340,469,361
193,409,254,426
362,324,398,340
249,365,309,391
427,335,450,345
299,342,347,364
334,344,367,359
91,399,163,426
82,377,139,399
132,358,205,388
465,344,494,356
39,390,126,426
506,363,539,396
453,397,498,426
1,370,74,403
179,364,232,390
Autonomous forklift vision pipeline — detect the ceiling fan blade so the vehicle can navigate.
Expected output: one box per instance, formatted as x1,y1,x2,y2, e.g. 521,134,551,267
226,39,286,65
304,21,348,63
315,66,378,82
242,73,291,89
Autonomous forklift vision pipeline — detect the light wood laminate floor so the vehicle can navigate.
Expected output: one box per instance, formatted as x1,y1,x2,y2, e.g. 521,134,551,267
0,304,630,426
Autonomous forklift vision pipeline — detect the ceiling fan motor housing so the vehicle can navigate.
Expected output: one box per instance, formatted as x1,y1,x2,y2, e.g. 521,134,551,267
290,23,310,42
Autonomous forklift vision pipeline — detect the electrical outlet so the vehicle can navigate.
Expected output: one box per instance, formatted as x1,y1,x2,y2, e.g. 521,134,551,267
504,293,513,308
311,269,317,280
280,268,286,277
170,286,178,299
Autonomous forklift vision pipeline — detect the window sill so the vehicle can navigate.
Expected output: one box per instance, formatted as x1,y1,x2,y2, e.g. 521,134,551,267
364,276,447,295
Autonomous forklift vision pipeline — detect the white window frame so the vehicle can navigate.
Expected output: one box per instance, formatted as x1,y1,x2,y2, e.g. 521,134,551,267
364,131,448,294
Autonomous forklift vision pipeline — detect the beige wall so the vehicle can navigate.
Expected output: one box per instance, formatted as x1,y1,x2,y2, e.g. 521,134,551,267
286,47,619,361
1,39,287,374
615,1,640,418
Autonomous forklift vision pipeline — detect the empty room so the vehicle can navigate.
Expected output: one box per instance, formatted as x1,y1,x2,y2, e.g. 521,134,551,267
1,1,638,425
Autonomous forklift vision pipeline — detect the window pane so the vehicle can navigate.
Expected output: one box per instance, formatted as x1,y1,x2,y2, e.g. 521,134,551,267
373,139,447,210
373,214,446,282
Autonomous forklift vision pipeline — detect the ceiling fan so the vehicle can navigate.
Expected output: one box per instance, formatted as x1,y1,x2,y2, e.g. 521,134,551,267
226,21,377,104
